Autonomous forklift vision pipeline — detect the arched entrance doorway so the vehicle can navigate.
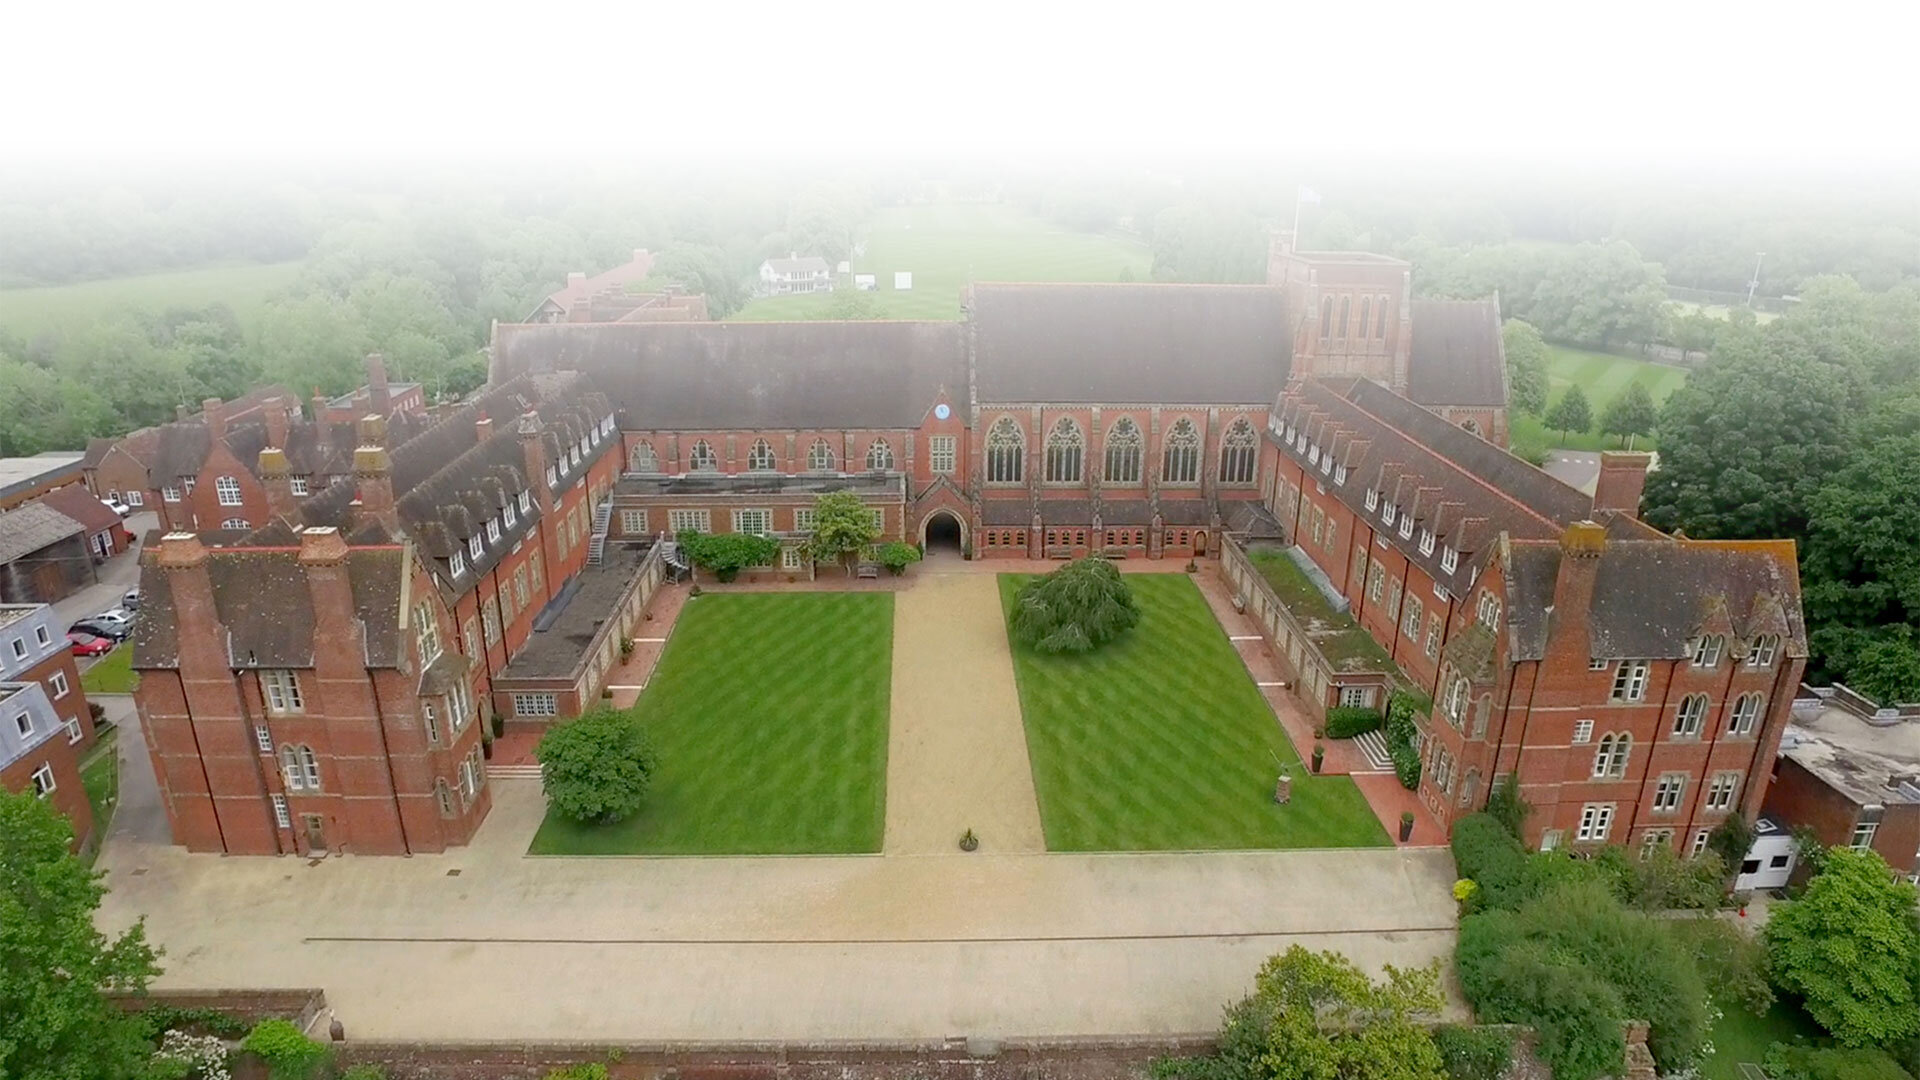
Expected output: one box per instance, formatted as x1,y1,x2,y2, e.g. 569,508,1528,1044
921,510,965,558
1193,530,1209,556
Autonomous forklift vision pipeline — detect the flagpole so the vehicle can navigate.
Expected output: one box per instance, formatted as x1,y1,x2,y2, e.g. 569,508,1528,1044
1291,187,1303,246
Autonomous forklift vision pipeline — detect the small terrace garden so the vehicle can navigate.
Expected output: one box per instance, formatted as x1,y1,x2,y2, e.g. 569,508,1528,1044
1243,544,1393,673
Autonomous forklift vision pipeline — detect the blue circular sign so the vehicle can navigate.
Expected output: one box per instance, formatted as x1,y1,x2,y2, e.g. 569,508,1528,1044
934,403,951,420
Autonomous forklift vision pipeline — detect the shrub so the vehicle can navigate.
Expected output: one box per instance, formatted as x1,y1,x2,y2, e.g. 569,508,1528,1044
1009,558,1140,654
1465,935,1625,1080
677,529,779,582
1324,706,1382,739
1669,915,1773,1015
544,1066,610,1080
149,1030,231,1080
1764,1044,1917,1080
1483,772,1529,840
1451,813,1529,912
1384,691,1424,790
1432,1025,1513,1080
1766,848,1920,1048
535,707,659,824
339,1067,389,1080
241,1019,330,1080
1390,740,1421,790
876,541,922,574
135,1004,251,1040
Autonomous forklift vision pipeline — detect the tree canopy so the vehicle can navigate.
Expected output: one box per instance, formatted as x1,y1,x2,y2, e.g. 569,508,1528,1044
805,490,880,574
1501,319,1551,415
1541,384,1592,441
0,787,161,1080
534,707,659,825
1597,381,1657,446
1765,848,1920,1048
1009,558,1141,654
678,530,780,583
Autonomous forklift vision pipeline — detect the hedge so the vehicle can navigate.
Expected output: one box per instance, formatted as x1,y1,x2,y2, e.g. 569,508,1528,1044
1451,812,1530,912
1324,705,1382,739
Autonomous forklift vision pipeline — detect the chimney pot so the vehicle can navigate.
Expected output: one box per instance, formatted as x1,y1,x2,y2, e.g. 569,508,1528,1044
1560,520,1608,557
297,526,350,566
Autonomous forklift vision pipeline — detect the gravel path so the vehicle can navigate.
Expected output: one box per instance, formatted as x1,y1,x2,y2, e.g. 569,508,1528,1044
883,573,1045,854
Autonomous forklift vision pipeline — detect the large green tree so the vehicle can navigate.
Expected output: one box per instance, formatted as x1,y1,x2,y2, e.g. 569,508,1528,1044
1500,319,1551,415
0,788,161,1080
806,491,880,575
1598,381,1657,447
1009,558,1140,654
535,707,659,825
1541,384,1592,442
1766,848,1920,1048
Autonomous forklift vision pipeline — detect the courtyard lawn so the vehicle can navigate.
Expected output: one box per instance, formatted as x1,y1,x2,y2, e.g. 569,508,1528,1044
998,573,1389,851
81,647,137,695
529,592,893,855
0,261,304,340
1510,344,1691,461
1701,996,1826,1080
731,203,1153,322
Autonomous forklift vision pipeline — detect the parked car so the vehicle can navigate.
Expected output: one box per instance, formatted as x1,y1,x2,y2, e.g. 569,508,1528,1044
95,607,135,628
103,498,132,517
121,586,141,610
68,631,114,657
69,618,130,642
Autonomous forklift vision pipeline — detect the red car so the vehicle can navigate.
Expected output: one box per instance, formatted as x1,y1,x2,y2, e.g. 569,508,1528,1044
68,631,114,657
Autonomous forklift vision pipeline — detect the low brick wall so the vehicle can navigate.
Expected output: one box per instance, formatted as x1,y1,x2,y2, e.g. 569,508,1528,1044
338,1035,1215,1080
110,987,328,1032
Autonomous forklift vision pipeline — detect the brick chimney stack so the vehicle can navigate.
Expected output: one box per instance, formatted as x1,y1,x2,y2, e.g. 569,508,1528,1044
1592,451,1653,519
176,403,190,422
1549,521,1609,666
264,397,291,449
311,387,329,422
365,353,391,417
566,271,586,291
475,415,494,442
518,412,552,512
353,415,398,535
258,447,297,522
202,397,226,439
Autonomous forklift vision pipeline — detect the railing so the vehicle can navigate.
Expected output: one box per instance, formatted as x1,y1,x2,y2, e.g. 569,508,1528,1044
587,498,612,566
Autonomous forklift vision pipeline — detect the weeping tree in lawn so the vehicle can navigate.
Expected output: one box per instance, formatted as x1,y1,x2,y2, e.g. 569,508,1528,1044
1011,557,1140,654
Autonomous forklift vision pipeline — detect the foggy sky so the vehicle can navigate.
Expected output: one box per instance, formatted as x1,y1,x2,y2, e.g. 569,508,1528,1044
5,0,1915,168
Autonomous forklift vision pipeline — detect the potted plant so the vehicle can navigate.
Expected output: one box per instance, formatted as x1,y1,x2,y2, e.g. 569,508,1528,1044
619,636,635,659
491,712,505,739
482,734,495,760
1399,811,1415,842
1311,743,1325,774
959,828,979,852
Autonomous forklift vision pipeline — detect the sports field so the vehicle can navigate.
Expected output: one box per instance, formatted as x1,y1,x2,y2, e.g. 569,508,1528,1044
0,261,304,340
731,203,1152,321
1511,344,1690,458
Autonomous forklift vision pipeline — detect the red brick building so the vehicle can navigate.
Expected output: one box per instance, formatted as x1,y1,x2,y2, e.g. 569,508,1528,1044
1250,377,1805,856
2,602,98,849
1763,686,1919,880
132,374,632,855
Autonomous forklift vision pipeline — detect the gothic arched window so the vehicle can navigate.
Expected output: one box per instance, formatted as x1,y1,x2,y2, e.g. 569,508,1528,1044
1218,418,1257,484
1044,418,1084,484
986,417,1024,484
1104,417,1143,484
807,438,836,471
687,440,718,472
865,438,894,471
629,441,659,472
747,439,776,471
1162,418,1200,484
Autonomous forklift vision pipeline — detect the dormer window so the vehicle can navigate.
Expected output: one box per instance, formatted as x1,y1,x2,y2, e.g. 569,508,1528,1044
1398,514,1414,540
1691,634,1724,667
290,476,309,496
1364,489,1378,511
1382,502,1396,526
1319,454,1332,475
1294,432,1307,452
569,446,581,467
1441,547,1459,573
451,550,466,577
468,535,483,559
503,502,517,527
1307,445,1320,466
545,466,558,487
487,519,502,543
1747,634,1780,667
1333,465,1347,486
519,491,532,513
1419,528,1435,556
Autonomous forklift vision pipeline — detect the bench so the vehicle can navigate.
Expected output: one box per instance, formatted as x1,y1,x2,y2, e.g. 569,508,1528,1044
856,562,880,579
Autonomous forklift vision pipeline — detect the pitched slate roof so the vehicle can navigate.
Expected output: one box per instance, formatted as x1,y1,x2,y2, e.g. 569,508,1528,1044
1406,298,1508,407
1502,537,1805,663
132,544,408,671
491,321,967,431
0,502,84,563
969,283,1292,405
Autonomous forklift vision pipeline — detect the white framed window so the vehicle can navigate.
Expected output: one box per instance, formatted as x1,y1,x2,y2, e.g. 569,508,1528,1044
1398,514,1415,540
280,744,321,791
1592,733,1630,778
1705,772,1740,811
1690,828,1713,856
126,490,143,506
747,439,777,471
13,712,31,737
468,534,483,559
503,501,517,528
1640,829,1675,859
31,763,56,797
1333,464,1347,486
36,625,50,646
1729,693,1763,735
1443,676,1470,725
1440,547,1458,574
1652,773,1686,813
413,602,442,665
290,476,310,496
1673,693,1708,737
48,670,68,700
929,432,960,474
1419,528,1435,556
215,475,243,506
448,680,472,733
866,438,895,472
546,466,558,488
1850,820,1879,850
869,508,885,532
254,724,272,753
221,518,251,529
1691,634,1724,667
514,692,558,718
688,440,718,472
519,491,533,514
482,604,500,646
669,509,710,534
422,699,440,744
1576,803,1615,842
262,670,304,713
1747,634,1780,667
630,441,660,472
450,550,466,577
781,545,804,570
163,485,181,502
1540,829,1564,851
183,477,194,492
733,508,772,536
1476,591,1501,630
1589,657,1610,671
1610,660,1649,703
1572,718,1595,744
793,507,816,532
9,638,23,661
64,717,83,744
272,794,291,828
620,509,647,535
1402,594,1423,638
1364,489,1379,512
487,518,502,544
806,438,836,472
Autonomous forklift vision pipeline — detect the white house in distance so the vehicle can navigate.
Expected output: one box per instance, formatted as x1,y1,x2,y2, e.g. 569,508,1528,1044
758,254,834,296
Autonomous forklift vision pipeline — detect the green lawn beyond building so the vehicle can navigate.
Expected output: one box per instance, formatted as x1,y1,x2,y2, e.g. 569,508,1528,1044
998,574,1388,851
1510,344,1691,460
529,592,893,855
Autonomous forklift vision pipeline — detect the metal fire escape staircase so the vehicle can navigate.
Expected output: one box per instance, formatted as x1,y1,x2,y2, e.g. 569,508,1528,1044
587,499,612,565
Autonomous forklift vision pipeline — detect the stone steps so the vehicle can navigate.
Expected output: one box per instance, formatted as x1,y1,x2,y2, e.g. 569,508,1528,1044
1353,729,1395,772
